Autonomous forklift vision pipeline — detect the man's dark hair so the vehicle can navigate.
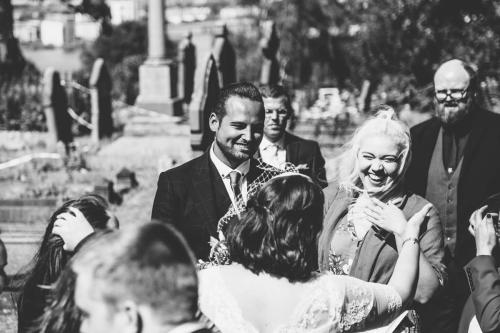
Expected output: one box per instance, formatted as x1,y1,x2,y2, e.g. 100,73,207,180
212,82,264,120
72,222,198,325
259,85,293,114
227,174,324,283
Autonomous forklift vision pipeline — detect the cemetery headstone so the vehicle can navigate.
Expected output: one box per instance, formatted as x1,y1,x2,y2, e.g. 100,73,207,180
212,25,236,87
115,167,138,192
180,32,196,105
93,178,122,205
259,21,280,86
90,58,113,143
42,68,73,151
190,54,220,151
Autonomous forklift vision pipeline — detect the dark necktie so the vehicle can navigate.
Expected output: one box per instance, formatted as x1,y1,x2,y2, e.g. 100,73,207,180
443,128,458,174
228,171,241,199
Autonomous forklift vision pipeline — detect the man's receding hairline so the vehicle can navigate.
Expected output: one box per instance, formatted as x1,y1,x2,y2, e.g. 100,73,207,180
217,95,264,118
434,60,471,83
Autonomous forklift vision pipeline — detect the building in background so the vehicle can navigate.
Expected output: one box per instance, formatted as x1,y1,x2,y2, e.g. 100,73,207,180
40,13,75,47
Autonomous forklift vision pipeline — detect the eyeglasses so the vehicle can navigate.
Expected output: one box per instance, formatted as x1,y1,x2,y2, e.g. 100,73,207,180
435,89,469,102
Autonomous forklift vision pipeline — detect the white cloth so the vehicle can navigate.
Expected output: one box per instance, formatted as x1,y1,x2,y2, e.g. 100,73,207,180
468,316,482,333
259,136,287,169
209,143,249,208
199,265,402,333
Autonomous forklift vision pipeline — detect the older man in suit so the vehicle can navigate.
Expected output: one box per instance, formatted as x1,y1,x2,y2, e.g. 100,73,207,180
152,82,267,260
258,85,327,187
406,59,500,333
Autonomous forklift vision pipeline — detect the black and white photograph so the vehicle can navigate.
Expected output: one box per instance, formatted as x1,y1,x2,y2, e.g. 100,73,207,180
1,0,500,332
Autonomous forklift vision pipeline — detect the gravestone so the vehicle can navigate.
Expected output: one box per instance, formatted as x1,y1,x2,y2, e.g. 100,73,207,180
180,32,196,105
89,58,113,143
212,25,236,87
93,178,122,205
115,167,138,191
259,21,280,86
190,54,220,151
42,68,73,151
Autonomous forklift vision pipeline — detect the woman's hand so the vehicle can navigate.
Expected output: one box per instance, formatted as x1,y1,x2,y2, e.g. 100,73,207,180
403,203,433,239
364,198,407,237
474,213,498,256
52,207,94,252
468,205,488,236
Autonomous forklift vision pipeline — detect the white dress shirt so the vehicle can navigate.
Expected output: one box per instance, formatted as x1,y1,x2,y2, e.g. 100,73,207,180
259,135,286,169
209,143,250,209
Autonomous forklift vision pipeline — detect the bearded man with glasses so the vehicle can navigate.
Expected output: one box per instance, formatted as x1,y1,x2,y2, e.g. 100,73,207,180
406,59,500,333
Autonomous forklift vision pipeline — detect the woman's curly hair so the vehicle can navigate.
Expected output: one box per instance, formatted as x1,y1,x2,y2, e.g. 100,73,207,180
227,174,324,283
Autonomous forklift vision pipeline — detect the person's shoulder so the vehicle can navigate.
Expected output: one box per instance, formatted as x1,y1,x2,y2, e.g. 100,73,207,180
285,132,320,148
404,192,439,220
476,108,500,125
405,192,431,207
410,116,438,134
158,153,206,180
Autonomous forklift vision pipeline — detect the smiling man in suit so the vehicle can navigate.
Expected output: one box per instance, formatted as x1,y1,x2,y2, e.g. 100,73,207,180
258,85,327,187
152,82,266,260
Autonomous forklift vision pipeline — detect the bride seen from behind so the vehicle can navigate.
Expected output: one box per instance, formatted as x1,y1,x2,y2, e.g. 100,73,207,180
198,173,432,332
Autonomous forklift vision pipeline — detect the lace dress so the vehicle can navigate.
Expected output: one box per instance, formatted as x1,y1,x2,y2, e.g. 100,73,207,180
198,265,402,333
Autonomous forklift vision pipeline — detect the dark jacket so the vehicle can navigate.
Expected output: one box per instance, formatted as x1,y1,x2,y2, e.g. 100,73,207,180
151,152,266,260
458,256,500,333
283,132,327,188
406,109,500,267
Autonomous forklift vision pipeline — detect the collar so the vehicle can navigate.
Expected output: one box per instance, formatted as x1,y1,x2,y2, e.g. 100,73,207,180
260,135,285,150
209,142,250,178
167,322,207,333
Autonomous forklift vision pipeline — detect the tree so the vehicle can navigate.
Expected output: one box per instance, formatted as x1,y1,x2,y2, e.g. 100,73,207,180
263,0,500,110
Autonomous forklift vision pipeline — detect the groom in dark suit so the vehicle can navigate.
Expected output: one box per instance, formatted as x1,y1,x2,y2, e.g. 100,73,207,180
258,85,327,187
152,82,266,260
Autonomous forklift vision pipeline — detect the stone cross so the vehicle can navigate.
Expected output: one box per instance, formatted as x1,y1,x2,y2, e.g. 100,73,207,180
89,58,113,143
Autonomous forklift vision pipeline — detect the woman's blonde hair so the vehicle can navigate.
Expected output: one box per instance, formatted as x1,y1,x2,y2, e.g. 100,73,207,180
336,104,412,194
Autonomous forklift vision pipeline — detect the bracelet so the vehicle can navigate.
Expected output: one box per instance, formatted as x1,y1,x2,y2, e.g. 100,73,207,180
402,237,419,247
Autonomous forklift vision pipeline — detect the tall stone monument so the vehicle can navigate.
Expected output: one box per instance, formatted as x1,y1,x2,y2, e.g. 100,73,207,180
135,0,182,116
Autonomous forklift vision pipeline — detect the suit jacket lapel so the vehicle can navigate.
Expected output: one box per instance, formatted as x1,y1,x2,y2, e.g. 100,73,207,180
420,119,441,171
351,230,394,282
247,158,263,183
284,132,297,163
191,153,223,236
460,112,486,180
324,189,350,228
